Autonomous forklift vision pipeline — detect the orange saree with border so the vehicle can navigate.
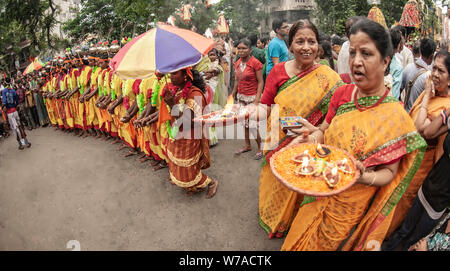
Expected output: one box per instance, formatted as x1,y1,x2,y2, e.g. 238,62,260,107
259,64,343,238
386,92,450,236
281,86,427,251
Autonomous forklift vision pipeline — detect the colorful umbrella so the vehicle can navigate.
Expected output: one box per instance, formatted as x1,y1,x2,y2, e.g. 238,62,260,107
23,57,45,75
111,23,215,79
368,6,388,29
399,0,420,28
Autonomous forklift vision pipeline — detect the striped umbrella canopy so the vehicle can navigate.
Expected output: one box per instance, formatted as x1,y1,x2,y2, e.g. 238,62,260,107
368,6,388,29
111,23,215,80
23,57,45,75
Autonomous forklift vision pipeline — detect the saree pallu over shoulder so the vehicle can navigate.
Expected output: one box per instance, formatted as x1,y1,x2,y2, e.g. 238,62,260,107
281,97,427,251
409,92,450,162
387,92,450,237
262,64,344,165
259,64,343,238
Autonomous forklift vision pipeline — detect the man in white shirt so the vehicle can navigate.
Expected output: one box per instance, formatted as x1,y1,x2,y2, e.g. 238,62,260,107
394,26,414,68
400,45,414,68
337,16,363,75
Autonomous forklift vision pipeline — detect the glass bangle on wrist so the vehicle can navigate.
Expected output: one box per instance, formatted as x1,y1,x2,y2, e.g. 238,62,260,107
441,109,448,125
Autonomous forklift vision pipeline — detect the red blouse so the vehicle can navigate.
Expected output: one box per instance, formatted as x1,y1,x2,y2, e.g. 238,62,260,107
325,84,355,124
234,56,263,96
260,62,290,105
325,84,402,165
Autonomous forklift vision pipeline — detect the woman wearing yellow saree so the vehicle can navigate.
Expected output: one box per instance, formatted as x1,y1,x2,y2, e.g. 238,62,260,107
133,74,168,169
84,58,101,134
253,20,343,238
107,73,124,143
118,79,138,151
387,51,450,236
280,19,427,251
60,70,74,130
42,79,57,127
53,74,66,129
78,61,92,136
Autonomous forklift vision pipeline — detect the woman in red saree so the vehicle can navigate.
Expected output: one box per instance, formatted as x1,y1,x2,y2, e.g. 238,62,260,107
162,68,219,198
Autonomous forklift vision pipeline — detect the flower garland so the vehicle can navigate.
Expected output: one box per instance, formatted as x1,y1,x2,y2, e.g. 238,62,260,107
166,81,192,105
137,79,147,114
165,81,193,140
150,79,161,106
97,70,104,96
103,70,109,96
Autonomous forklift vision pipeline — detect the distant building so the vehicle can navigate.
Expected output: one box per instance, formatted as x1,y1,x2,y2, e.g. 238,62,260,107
53,0,81,39
0,0,80,77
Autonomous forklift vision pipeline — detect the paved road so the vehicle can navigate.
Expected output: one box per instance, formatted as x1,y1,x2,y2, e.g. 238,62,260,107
0,126,283,251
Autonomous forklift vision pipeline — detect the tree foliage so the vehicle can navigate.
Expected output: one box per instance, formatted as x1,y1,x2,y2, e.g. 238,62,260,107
63,0,163,43
171,0,218,35
0,0,60,74
314,0,371,36
216,0,269,39
0,0,59,52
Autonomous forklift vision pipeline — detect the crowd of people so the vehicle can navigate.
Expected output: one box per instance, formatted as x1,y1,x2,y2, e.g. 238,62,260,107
1,15,449,251
251,17,450,251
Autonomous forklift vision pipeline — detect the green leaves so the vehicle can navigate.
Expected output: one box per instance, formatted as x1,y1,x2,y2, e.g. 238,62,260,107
314,0,409,36
314,0,369,36
63,0,163,42
216,0,268,38
0,0,59,74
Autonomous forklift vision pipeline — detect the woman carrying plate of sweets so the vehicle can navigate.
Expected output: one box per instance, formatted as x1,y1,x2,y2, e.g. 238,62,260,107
280,19,427,251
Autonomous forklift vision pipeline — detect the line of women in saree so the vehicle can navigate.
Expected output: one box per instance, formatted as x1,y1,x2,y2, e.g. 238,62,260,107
251,18,450,250
41,56,169,167
40,54,218,198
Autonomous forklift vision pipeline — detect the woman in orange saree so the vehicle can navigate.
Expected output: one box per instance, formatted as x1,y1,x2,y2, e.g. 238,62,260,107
107,73,124,143
255,20,343,238
133,75,168,168
387,51,450,236
148,77,168,167
85,61,101,133
280,19,427,251
78,62,92,135
134,73,170,171
162,68,218,198
119,79,138,150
